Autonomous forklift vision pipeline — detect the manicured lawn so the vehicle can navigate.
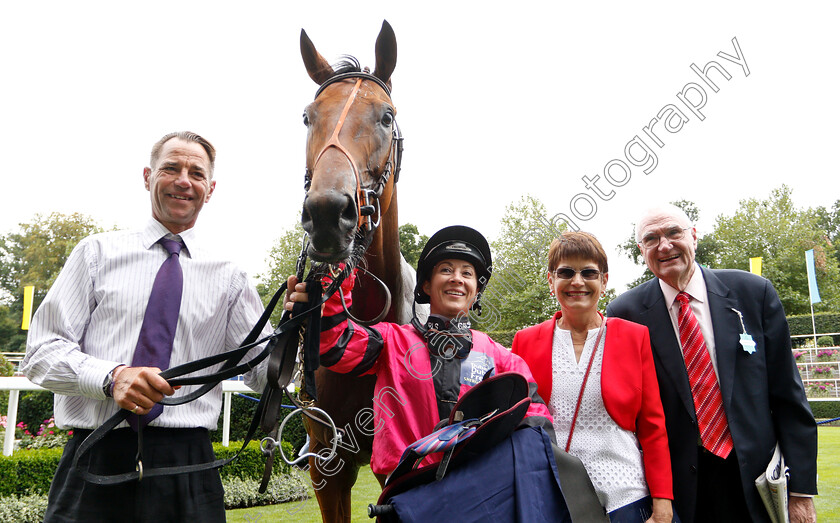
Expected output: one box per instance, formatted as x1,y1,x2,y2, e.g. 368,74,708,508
229,427,840,522
815,426,839,520
227,465,382,522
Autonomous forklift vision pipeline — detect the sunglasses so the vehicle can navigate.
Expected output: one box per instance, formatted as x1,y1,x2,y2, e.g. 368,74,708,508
551,268,602,280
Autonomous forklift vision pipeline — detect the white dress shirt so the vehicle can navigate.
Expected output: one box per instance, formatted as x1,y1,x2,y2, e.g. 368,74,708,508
22,218,272,430
658,263,719,377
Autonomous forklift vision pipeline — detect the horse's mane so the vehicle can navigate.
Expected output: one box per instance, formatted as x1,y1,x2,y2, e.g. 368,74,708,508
331,55,363,76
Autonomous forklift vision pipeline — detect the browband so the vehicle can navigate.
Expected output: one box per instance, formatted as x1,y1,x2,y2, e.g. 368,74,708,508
314,71,392,99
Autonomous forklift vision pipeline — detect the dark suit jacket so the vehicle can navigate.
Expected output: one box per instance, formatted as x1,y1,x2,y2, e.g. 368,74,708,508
606,267,817,523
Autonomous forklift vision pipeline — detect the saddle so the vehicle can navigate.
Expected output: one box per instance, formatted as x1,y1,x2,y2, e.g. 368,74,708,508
383,371,532,494
371,372,610,523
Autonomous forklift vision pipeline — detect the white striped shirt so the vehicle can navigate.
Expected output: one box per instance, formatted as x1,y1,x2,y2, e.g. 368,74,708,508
22,218,272,430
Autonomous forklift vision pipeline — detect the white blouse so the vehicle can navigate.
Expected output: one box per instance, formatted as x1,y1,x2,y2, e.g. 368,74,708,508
549,324,649,512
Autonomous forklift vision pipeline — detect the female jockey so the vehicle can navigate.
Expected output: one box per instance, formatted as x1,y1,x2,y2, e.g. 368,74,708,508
284,225,555,478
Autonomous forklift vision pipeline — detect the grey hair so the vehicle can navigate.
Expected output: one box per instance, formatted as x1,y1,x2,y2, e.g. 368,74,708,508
149,131,216,177
635,204,693,242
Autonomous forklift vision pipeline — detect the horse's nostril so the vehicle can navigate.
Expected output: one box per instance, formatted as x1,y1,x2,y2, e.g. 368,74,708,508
341,197,357,223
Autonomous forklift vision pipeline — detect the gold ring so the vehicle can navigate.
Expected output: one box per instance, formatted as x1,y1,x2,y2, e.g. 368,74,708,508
131,405,139,414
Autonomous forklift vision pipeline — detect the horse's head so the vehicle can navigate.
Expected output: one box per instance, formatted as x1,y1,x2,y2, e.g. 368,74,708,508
300,21,401,263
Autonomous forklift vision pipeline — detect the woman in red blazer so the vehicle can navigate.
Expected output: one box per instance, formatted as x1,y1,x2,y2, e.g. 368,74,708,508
512,231,675,523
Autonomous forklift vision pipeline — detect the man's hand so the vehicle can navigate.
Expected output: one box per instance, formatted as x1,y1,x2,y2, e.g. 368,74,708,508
111,366,177,415
789,496,816,523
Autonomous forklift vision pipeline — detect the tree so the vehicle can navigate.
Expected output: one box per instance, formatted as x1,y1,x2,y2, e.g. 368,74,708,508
475,195,569,332
617,199,718,290
707,186,840,315
257,221,307,327
814,199,840,266
258,221,431,326
399,223,427,268
0,212,103,352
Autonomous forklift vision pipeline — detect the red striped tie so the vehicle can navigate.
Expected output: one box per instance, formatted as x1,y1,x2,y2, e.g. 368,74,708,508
676,292,734,459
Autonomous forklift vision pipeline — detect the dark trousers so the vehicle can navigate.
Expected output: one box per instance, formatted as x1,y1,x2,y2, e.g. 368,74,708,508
695,447,751,523
45,427,225,523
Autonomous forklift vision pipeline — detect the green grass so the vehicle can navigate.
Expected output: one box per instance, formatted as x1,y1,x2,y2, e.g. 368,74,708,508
815,426,839,519
226,465,382,522
229,427,840,522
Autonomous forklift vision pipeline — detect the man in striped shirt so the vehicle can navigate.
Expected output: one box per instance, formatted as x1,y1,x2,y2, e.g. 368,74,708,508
22,131,271,522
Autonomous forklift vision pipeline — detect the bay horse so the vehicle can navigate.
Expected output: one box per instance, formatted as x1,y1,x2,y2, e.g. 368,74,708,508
299,21,419,522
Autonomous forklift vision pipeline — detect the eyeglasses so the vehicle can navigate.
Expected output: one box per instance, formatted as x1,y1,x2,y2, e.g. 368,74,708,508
552,267,602,280
640,226,692,249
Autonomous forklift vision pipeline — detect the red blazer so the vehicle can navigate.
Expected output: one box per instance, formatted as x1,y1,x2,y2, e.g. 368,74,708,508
512,312,673,499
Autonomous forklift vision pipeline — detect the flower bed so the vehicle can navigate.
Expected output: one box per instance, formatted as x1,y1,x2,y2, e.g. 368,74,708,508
17,417,72,450
812,366,836,377
817,349,839,362
808,381,835,397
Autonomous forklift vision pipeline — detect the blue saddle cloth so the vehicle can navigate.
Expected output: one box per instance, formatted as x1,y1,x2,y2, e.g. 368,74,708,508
386,426,571,522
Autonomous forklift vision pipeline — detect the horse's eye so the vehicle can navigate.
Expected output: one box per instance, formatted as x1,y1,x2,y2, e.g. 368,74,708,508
303,112,310,126
380,112,393,127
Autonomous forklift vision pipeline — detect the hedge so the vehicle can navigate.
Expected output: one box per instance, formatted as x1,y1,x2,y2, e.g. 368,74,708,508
209,393,307,455
788,313,840,345
0,440,295,497
809,400,840,420
0,447,62,497
8,390,308,456
0,352,13,416
0,472,310,522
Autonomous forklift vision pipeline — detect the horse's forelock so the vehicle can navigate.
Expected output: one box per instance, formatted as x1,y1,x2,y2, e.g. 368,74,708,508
331,55,362,76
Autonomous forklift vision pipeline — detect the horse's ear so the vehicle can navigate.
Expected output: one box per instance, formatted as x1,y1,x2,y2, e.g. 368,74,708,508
372,20,397,86
301,28,335,85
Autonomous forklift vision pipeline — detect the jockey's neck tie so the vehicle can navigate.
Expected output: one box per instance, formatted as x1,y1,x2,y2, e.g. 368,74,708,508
676,291,734,459
129,238,183,430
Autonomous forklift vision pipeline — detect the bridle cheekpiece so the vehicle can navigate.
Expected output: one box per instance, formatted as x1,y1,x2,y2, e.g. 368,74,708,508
305,71,404,234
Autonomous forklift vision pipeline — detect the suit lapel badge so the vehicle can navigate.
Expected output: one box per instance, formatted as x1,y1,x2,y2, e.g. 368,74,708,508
730,307,756,354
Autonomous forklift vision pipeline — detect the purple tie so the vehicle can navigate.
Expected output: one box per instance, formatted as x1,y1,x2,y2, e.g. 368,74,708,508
129,238,183,430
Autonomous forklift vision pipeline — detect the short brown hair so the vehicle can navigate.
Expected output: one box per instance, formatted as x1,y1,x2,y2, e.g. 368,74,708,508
149,131,216,176
548,231,609,274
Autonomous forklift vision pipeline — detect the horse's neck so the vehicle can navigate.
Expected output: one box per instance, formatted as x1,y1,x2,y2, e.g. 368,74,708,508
355,196,407,323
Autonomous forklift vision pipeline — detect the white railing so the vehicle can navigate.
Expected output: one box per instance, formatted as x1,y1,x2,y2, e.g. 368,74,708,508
0,377,256,457
793,344,840,401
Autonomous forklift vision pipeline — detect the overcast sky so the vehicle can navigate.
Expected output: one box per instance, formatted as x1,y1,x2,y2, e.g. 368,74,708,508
2,2,838,294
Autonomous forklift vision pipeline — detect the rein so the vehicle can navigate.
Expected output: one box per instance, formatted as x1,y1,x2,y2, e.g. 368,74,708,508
75,70,402,490
73,235,366,486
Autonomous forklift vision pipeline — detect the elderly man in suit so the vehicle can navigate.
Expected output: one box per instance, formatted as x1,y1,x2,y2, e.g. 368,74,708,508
606,203,817,523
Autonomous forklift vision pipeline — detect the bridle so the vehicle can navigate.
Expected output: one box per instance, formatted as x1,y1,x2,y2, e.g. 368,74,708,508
305,70,403,325
305,71,403,233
